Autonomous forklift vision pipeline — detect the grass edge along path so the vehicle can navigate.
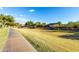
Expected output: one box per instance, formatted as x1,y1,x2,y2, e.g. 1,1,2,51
0,28,9,51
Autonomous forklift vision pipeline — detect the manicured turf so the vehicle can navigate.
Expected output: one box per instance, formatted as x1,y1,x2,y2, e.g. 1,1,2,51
0,28,8,50
16,28,79,52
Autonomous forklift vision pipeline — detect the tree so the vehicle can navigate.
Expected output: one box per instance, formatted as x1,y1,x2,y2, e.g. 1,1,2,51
56,21,62,30
0,14,5,27
15,23,22,28
5,15,15,23
0,14,15,27
65,21,79,30
35,22,42,27
57,21,62,27
25,20,34,26
41,22,47,27
25,20,35,28
25,21,47,28
73,21,79,28
67,21,74,27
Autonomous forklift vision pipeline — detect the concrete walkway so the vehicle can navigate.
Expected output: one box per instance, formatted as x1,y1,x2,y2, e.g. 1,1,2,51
2,28,36,52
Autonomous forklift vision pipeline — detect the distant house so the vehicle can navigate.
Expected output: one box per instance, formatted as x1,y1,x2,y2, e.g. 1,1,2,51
21,24,35,28
44,23,59,30
21,24,27,28
44,23,71,30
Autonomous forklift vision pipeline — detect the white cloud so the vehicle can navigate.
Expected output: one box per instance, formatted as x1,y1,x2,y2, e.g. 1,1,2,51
29,9,35,12
0,7,3,10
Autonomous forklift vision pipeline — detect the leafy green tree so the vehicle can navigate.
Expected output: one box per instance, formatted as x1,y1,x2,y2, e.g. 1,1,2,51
66,21,79,30
15,23,22,27
25,21,47,28
0,14,5,27
73,21,79,28
41,22,47,26
25,20,34,26
0,14,15,27
25,20,35,28
35,22,41,27
67,21,74,27
5,15,15,22
57,21,62,27
56,21,62,30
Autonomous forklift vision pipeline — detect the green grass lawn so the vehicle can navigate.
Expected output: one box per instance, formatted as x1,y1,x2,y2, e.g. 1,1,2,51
0,28,8,50
16,28,79,52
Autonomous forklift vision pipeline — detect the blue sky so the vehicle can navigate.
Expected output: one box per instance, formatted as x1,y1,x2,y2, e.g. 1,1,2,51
0,7,79,24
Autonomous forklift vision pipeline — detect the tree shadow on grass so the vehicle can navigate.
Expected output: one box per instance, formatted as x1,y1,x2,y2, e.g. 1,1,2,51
59,33,79,40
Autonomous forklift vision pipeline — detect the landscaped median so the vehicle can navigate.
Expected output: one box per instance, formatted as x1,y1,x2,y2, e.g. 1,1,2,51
0,28,9,51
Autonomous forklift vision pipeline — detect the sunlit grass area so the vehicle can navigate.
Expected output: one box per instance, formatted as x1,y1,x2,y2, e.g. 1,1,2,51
0,28,8,50
16,28,79,52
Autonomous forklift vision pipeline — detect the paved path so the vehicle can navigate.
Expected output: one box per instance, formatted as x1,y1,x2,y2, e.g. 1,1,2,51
2,28,37,52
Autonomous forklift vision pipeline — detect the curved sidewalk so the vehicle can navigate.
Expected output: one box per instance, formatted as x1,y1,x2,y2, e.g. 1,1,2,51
2,28,37,52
